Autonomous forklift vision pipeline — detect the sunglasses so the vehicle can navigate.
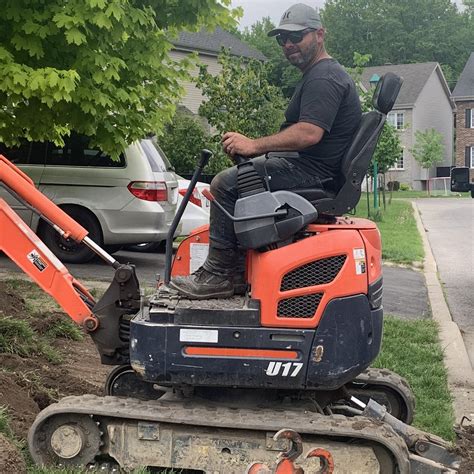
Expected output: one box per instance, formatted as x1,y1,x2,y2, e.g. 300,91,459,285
275,29,315,46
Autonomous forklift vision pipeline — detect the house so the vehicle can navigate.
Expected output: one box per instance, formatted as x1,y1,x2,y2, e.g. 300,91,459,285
170,28,266,116
361,63,455,191
452,52,474,181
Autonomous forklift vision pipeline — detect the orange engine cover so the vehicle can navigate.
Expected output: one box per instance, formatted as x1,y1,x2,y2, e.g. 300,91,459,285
171,218,381,329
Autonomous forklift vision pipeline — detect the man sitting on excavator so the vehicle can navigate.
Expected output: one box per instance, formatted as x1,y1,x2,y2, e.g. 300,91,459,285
170,3,362,299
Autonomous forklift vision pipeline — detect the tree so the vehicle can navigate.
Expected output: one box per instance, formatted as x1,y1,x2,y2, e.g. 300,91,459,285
0,0,238,157
159,110,209,175
321,0,474,84
240,17,300,97
196,49,287,173
411,129,445,170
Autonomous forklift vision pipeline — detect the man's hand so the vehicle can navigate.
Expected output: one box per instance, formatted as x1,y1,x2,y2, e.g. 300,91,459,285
222,132,260,158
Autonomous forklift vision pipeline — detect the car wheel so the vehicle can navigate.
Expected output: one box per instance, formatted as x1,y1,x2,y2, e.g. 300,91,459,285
124,241,165,253
38,207,102,264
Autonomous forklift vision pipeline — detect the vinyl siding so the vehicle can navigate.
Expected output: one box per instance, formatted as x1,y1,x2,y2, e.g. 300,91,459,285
170,50,222,115
411,69,454,187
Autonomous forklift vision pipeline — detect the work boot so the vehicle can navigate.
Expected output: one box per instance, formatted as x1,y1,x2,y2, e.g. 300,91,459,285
233,250,248,295
169,267,234,300
233,272,248,296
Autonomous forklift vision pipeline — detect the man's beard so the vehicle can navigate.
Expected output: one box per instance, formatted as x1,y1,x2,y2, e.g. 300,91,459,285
286,41,319,69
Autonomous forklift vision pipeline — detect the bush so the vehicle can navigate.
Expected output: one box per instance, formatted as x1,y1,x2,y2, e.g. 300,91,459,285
399,183,411,191
158,112,210,175
387,181,400,191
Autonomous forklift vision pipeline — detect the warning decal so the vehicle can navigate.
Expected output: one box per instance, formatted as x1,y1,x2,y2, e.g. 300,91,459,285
353,248,366,275
27,250,48,272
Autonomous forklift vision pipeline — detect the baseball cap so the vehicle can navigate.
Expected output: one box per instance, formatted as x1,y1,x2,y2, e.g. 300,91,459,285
268,3,322,37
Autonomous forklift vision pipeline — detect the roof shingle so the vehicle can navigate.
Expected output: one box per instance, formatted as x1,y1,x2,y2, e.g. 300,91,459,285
174,28,266,61
452,53,474,99
361,62,440,107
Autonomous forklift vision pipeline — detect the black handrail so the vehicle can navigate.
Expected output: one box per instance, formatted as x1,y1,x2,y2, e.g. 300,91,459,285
164,149,213,285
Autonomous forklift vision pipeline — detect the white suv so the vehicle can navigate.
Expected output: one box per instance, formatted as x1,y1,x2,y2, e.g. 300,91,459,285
0,134,179,263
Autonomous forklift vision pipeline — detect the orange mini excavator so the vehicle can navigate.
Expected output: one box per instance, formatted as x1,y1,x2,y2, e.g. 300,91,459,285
0,73,461,473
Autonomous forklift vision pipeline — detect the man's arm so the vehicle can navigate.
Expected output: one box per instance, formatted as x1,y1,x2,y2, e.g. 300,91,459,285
222,122,324,158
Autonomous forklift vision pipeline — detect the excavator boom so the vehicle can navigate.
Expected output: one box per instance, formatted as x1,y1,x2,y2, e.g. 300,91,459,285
0,155,96,327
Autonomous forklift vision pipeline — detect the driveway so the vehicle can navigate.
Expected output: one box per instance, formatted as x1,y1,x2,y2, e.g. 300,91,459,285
416,198,474,363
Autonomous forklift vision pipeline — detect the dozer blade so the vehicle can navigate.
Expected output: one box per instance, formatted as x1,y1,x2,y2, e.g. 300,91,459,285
28,394,458,473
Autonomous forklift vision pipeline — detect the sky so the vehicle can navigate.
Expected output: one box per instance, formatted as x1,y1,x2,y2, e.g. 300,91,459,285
230,0,465,29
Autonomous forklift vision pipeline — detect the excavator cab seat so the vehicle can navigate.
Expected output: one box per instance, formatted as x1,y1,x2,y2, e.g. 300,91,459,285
232,72,403,250
292,72,403,217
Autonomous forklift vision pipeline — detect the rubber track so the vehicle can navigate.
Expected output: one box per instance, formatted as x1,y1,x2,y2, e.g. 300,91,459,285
354,367,416,423
29,394,412,473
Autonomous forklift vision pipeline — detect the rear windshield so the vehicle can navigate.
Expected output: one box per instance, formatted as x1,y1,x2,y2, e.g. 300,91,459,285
140,139,174,172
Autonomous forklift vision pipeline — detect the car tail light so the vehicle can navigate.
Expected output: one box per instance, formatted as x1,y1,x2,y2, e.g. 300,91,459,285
128,181,168,201
179,187,202,207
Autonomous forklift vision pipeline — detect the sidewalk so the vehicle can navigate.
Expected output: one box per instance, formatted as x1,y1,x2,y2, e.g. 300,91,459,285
412,202,474,423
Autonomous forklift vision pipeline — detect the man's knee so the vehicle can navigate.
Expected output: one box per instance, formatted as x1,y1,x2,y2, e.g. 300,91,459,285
210,166,237,195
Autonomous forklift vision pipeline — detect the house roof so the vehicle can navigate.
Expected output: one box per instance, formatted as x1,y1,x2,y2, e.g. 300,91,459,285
452,52,474,100
361,62,453,109
173,27,266,61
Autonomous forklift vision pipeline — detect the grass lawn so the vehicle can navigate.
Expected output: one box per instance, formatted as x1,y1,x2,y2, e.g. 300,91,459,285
375,317,454,441
353,198,424,265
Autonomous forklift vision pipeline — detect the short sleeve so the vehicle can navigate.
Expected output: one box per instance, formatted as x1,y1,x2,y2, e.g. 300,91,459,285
298,78,346,133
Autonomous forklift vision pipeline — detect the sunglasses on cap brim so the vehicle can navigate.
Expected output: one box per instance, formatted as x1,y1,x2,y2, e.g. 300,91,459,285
275,28,315,46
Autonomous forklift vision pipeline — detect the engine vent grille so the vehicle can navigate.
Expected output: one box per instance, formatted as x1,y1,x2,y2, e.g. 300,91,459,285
280,255,347,291
277,293,323,318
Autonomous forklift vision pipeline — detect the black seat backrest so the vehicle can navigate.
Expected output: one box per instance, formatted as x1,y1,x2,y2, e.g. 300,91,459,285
295,72,403,216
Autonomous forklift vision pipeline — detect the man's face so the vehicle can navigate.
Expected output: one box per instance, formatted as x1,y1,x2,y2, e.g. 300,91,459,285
278,29,322,70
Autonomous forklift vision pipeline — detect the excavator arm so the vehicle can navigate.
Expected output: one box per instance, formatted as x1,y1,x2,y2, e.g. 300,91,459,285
0,154,139,365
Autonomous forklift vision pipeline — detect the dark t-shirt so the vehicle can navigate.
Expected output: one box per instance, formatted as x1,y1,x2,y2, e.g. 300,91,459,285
281,58,361,179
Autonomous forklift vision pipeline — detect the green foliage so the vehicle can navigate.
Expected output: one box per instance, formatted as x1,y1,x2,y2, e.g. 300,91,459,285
321,0,474,85
411,129,445,169
399,183,411,191
0,319,36,356
0,0,239,157
159,111,209,175
196,49,287,173
0,406,14,440
240,17,300,97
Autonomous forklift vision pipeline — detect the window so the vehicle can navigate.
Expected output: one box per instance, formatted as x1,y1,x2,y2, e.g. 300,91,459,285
387,112,404,130
0,142,47,165
389,152,404,170
471,146,474,169
46,133,125,167
140,139,173,172
465,108,474,128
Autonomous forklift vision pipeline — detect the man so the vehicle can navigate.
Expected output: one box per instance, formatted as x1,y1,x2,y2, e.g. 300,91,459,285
170,3,361,299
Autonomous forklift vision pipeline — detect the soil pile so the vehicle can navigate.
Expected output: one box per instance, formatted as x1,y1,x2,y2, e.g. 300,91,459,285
456,424,474,474
0,281,105,470
0,434,26,474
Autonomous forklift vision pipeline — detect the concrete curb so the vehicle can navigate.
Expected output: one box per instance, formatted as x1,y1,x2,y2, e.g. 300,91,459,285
412,201,474,422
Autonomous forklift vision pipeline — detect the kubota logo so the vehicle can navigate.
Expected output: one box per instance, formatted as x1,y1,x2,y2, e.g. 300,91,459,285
265,361,303,377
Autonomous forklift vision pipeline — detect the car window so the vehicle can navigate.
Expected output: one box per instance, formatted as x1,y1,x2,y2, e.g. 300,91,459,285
140,139,174,172
46,133,125,167
0,141,47,165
